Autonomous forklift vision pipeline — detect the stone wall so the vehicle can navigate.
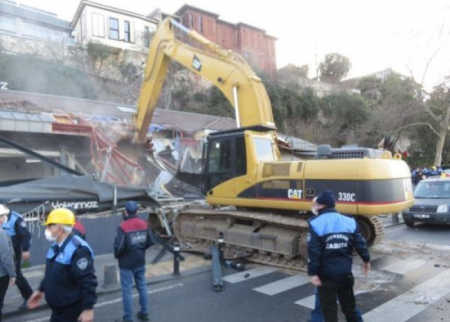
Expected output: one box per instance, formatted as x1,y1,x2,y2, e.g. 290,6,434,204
0,34,148,83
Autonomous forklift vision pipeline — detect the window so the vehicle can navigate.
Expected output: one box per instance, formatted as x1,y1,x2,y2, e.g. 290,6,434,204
109,17,119,40
92,13,105,37
0,14,15,33
208,141,231,173
144,26,151,47
124,21,130,42
198,16,203,33
254,137,275,162
22,21,62,41
188,13,194,27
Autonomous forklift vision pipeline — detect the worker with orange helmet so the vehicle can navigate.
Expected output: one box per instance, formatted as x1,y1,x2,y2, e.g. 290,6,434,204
27,208,98,322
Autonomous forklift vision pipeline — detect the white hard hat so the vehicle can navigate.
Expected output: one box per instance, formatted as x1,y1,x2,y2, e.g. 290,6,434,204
0,204,9,216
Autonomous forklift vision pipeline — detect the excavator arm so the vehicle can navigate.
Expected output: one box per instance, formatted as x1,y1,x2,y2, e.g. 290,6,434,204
134,18,275,143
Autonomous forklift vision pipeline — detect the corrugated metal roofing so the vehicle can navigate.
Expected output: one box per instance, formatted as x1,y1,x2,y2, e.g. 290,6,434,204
0,90,237,133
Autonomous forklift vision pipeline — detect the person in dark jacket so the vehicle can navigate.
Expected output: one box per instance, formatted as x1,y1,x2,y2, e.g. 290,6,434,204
0,204,33,310
114,201,154,322
0,205,16,320
307,190,370,322
27,208,97,322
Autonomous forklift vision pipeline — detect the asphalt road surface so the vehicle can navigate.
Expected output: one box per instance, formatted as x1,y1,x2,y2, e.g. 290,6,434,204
5,222,450,322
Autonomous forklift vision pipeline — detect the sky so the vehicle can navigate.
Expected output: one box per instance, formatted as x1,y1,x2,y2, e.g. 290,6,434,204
15,0,450,90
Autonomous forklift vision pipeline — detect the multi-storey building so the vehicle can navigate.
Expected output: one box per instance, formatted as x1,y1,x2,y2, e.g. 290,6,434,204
173,5,277,77
71,0,158,52
0,0,73,44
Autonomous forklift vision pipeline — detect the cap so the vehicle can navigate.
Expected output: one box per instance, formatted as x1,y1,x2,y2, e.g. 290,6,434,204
125,201,138,214
316,190,336,208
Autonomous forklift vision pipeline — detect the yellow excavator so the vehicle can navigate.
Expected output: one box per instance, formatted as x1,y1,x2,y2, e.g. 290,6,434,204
134,18,414,270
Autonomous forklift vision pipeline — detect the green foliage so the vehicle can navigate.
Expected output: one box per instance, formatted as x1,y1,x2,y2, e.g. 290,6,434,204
119,62,138,84
282,86,320,120
319,53,351,83
0,53,96,99
86,42,115,61
322,92,372,128
278,64,309,81
379,74,419,106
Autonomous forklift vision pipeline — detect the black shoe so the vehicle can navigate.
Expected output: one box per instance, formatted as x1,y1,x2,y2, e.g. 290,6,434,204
137,312,149,321
18,300,28,311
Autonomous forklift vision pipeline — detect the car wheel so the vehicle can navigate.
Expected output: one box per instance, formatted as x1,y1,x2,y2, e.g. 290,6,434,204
404,220,415,228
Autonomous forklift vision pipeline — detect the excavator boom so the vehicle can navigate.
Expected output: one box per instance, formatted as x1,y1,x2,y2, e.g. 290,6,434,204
135,19,274,144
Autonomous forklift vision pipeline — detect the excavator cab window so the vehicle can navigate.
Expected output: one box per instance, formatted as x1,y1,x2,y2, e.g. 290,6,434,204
254,137,276,162
204,134,247,192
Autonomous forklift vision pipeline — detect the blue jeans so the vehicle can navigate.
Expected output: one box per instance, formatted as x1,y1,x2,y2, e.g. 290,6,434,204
310,287,363,322
120,266,149,321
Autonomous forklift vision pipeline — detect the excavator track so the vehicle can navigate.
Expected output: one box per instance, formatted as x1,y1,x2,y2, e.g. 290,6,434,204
172,208,384,272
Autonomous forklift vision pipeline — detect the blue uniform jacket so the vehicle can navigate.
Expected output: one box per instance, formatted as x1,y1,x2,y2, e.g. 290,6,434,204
114,215,154,270
2,211,31,252
39,234,98,310
307,208,370,277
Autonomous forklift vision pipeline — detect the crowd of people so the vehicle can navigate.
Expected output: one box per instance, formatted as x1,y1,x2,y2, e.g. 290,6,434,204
410,166,448,185
0,201,154,322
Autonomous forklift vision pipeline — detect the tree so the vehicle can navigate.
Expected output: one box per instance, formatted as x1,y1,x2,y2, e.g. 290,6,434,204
320,92,372,146
278,64,309,83
319,53,351,83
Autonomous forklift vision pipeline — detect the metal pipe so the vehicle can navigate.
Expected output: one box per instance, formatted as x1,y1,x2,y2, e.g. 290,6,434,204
233,86,240,128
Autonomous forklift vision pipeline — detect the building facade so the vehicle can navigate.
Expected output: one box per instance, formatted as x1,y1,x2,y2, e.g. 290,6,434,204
173,5,277,77
0,0,73,43
71,0,158,52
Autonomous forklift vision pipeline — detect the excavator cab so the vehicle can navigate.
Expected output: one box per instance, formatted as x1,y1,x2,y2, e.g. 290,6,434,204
203,126,279,197
203,130,247,193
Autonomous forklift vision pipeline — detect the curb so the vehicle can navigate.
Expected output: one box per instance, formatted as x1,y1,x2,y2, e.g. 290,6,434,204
3,264,211,319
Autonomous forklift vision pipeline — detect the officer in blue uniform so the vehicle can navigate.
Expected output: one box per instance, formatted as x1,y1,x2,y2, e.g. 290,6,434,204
307,190,370,322
0,204,33,310
27,208,98,322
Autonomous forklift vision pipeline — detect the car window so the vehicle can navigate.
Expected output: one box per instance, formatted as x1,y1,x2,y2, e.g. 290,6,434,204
414,181,450,198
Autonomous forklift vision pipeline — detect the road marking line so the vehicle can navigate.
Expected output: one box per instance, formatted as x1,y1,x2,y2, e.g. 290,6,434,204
362,268,450,321
295,294,315,309
95,283,184,308
26,283,184,322
223,267,277,284
382,259,426,275
254,274,310,295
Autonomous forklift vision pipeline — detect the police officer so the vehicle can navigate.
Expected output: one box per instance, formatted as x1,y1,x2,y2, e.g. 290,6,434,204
27,208,98,322
0,204,33,310
307,190,370,322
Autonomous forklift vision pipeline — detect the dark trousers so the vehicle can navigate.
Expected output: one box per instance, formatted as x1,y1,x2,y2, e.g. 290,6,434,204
50,302,83,322
0,275,10,321
317,274,359,322
14,251,33,300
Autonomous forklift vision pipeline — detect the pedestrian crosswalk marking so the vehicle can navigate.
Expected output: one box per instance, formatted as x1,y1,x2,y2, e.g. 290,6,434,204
382,259,426,275
381,259,426,275
223,267,277,284
294,294,315,309
362,268,450,321
253,274,310,295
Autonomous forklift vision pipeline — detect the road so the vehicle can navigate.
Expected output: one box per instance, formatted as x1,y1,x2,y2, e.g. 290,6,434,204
5,221,450,322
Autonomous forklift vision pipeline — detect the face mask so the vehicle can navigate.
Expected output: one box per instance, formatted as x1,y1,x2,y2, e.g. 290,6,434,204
45,229,58,242
311,207,319,216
